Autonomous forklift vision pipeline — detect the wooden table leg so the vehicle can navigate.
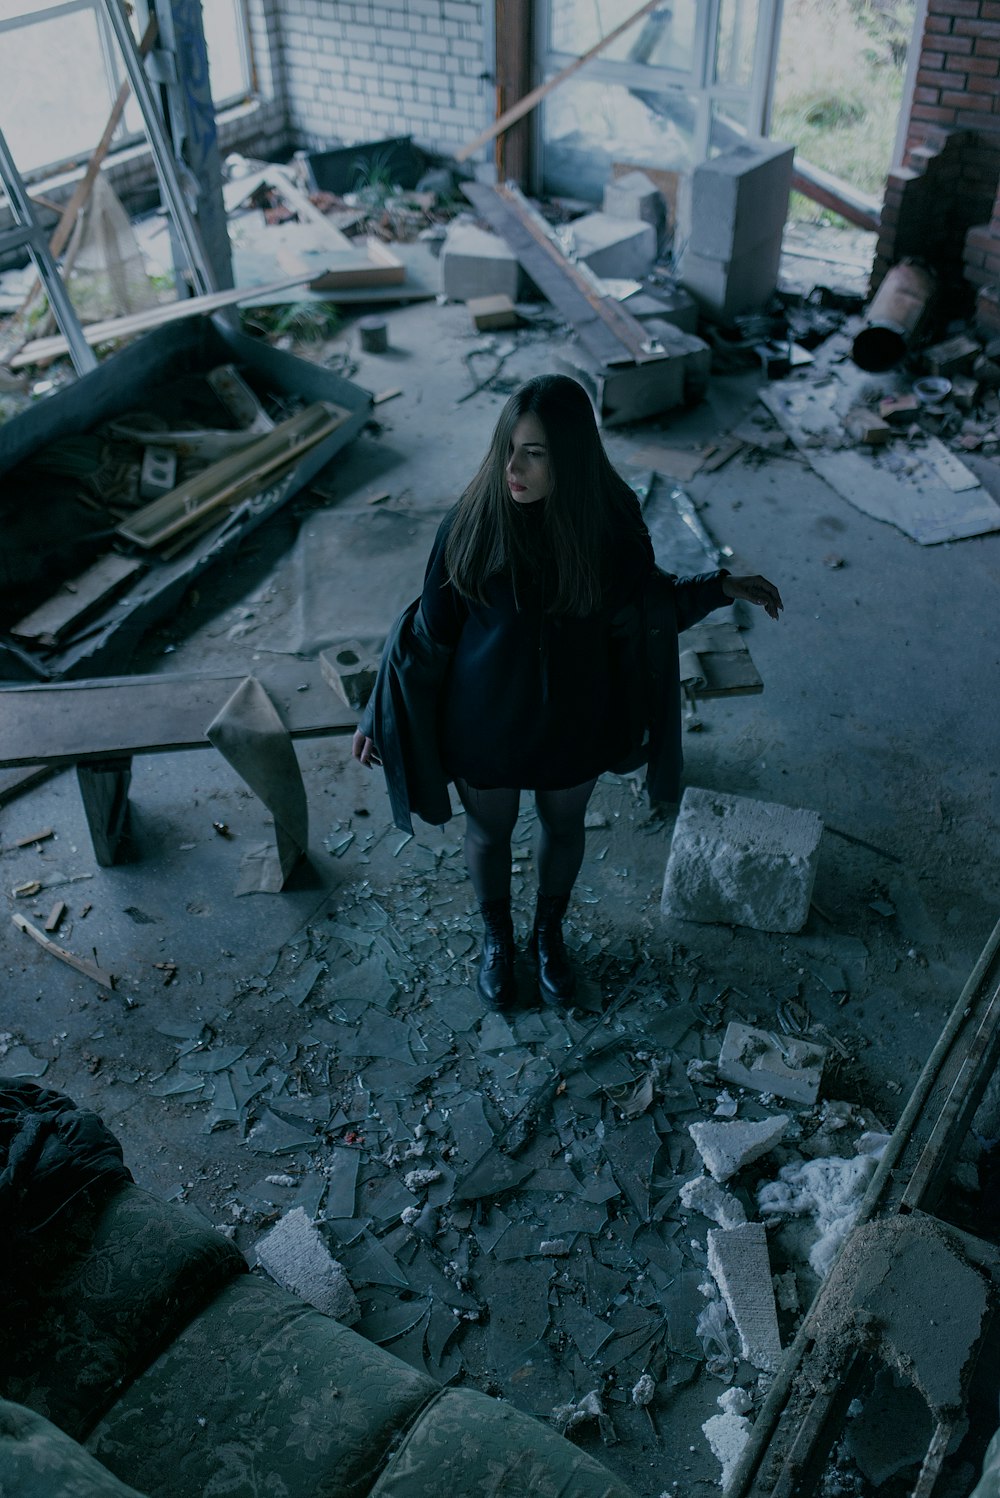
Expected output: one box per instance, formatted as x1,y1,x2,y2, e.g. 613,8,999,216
76,756,132,866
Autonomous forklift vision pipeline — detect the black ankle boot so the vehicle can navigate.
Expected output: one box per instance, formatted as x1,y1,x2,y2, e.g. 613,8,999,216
477,898,516,1011
531,892,575,1005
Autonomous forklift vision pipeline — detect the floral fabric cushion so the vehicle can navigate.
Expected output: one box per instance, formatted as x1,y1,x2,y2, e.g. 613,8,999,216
371,1388,640,1498
85,1274,440,1498
0,1397,147,1498
0,1184,245,1440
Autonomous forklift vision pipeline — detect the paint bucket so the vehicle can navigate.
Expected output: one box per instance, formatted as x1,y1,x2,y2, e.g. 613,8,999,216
358,316,389,354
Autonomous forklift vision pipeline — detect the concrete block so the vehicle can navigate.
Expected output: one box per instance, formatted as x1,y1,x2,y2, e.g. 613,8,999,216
441,221,521,301
718,1021,827,1105
555,346,685,428
707,1222,782,1372
686,140,795,261
642,319,712,401
568,212,657,280
679,1173,747,1228
256,1207,361,1324
703,1410,753,1487
603,170,666,237
622,284,699,333
689,1115,790,1184
661,787,823,933
678,230,784,323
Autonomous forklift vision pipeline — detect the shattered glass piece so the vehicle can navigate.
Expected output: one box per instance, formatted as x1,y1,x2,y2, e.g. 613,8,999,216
667,1268,713,1360
244,1108,317,1154
205,1070,240,1130
154,1020,208,1040
631,1224,685,1278
323,1216,369,1247
477,1011,517,1053
356,1297,432,1345
602,1113,662,1220
424,1160,456,1207
0,1046,48,1078
296,1175,327,1222
425,1302,464,1372
345,1081,371,1122
646,1002,700,1050
594,1305,662,1372
363,1174,419,1227
486,1261,553,1383
584,1258,630,1316
465,1124,546,1203
511,1011,553,1044
502,1338,574,1417
424,986,483,1033
521,1167,583,1196
228,1061,273,1113
474,1207,512,1255
340,1013,418,1062
561,1303,615,1360
605,1072,655,1118
150,1074,205,1098
580,1163,622,1204
324,1146,360,1220
584,1052,636,1088
543,1201,608,1237
493,1225,550,1262
347,1229,411,1287
404,1246,479,1310
280,957,326,1008
179,1045,249,1074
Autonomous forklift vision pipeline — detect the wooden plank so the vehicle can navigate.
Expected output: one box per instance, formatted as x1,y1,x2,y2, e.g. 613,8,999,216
12,913,115,989
454,0,663,162
0,660,357,770
10,274,319,369
11,555,145,647
461,182,648,368
0,765,57,807
117,403,349,549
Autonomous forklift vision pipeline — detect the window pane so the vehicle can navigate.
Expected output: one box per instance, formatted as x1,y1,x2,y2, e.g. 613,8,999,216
543,77,698,200
550,0,697,74
715,0,760,89
0,9,116,173
202,0,250,102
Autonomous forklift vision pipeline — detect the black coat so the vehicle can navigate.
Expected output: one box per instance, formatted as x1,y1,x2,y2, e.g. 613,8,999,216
359,507,731,832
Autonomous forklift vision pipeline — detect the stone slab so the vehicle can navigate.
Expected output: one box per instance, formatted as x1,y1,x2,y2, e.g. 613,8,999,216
441,221,522,302
718,1021,827,1105
685,141,795,261
679,230,785,323
555,346,685,428
642,319,712,401
568,212,658,280
707,1221,782,1372
661,787,823,933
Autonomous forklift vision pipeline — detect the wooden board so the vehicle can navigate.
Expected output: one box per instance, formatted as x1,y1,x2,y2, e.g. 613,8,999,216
0,660,357,769
11,554,144,647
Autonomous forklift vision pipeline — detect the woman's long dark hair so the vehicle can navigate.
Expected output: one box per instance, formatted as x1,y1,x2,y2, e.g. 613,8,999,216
444,374,646,616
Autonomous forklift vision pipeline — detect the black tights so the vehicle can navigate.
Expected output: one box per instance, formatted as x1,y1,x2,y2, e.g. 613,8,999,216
454,778,598,904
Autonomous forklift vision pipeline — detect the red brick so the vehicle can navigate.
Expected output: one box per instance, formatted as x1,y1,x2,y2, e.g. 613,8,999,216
918,67,953,86
950,50,998,70
926,10,953,28
975,36,1000,53
913,84,940,104
929,0,985,15
934,31,976,49
957,107,1000,125
942,87,994,106
968,68,1000,89
983,1,1000,17
921,48,946,67
912,102,958,121
955,16,1000,35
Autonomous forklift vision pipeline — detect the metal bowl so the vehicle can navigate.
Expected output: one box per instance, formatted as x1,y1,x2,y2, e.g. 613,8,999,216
913,375,952,405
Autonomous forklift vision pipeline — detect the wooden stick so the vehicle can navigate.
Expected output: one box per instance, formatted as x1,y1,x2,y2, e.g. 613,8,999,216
12,913,115,989
455,0,663,162
10,274,317,369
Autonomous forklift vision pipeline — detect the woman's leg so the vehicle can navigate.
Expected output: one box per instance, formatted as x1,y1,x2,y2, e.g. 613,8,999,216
531,778,597,1004
454,779,520,1010
534,778,598,897
453,779,520,901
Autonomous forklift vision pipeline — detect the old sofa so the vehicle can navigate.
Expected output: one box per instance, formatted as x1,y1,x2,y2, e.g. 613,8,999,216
0,1081,639,1498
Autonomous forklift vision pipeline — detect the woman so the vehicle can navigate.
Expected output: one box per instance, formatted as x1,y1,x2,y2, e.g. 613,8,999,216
354,374,782,1012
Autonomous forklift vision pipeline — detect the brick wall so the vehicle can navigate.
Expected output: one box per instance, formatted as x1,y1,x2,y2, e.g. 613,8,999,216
876,0,1000,332
273,0,493,157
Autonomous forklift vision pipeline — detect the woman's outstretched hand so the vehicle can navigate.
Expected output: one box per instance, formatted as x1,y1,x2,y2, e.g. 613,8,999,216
721,574,784,621
352,730,381,767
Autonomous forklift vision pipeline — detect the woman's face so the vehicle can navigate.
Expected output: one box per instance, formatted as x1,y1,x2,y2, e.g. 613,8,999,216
505,413,553,505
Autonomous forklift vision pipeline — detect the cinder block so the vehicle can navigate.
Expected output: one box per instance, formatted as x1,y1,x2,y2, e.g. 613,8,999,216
467,293,519,330
678,230,785,323
686,140,795,261
689,1115,790,1184
642,319,712,401
718,1021,827,1106
441,221,522,301
603,170,667,238
256,1207,361,1324
661,787,823,933
622,284,699,333
568,212,657,280
555,345,685,427
707,1221,782,1372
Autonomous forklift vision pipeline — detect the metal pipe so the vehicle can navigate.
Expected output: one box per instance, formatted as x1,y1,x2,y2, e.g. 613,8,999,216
852,259,936,372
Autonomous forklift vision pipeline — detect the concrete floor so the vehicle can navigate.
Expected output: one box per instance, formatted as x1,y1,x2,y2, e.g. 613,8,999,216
3,267,1000,1495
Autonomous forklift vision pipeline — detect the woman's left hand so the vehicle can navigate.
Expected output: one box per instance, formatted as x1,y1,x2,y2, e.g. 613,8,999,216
721,574,784,621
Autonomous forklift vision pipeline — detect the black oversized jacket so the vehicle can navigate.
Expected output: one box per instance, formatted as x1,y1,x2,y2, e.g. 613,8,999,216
358,517,731,833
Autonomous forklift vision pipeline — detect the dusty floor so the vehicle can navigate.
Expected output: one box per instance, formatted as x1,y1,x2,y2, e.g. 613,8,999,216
2,240,1000,1494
